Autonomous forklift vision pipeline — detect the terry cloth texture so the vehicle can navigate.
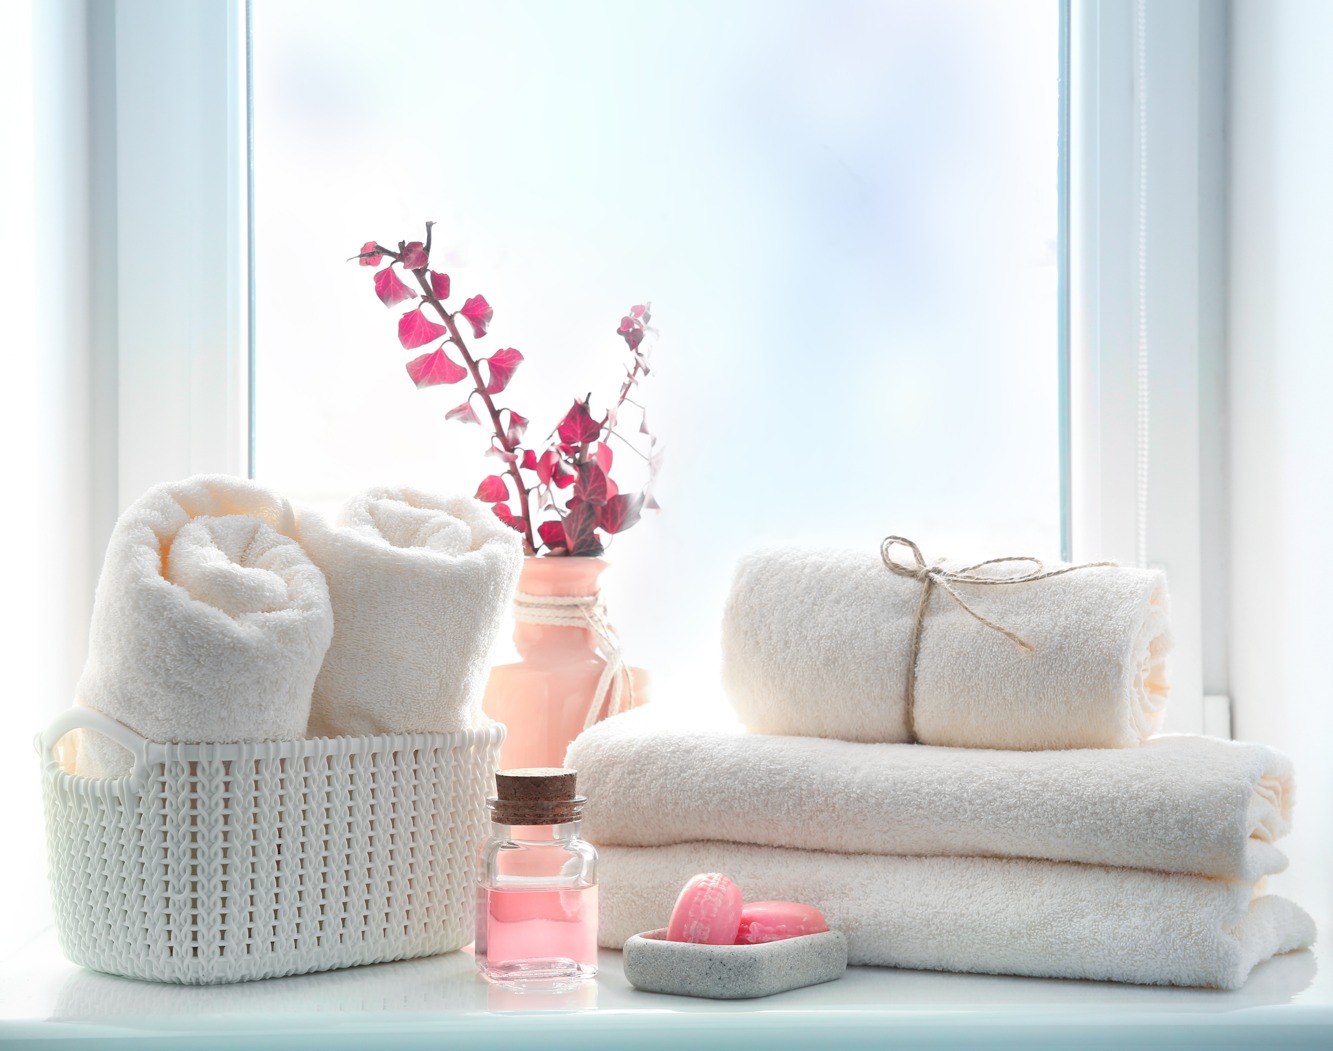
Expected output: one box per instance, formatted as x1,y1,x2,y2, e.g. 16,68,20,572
722,546,1171,749
567,707,1293,882
596,842,1315,990
301,487,523,737
74,475,333,776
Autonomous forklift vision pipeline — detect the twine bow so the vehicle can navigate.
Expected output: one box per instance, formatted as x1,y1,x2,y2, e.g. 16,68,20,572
880,535,1116,742
512,591,634,730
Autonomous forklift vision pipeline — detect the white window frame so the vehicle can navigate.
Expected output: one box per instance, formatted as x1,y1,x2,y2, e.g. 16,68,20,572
39,2,253,742
109,0,250,511
100,0,1227,741
1069,0,1229,737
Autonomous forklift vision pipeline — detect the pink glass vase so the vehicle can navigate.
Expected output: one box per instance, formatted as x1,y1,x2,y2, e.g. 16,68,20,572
482,557,649,769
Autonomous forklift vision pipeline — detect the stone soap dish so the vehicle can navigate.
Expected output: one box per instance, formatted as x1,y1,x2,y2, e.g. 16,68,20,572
622,928,848,999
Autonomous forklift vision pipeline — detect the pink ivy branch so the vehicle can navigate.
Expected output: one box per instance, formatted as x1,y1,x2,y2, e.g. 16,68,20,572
354,222,659,557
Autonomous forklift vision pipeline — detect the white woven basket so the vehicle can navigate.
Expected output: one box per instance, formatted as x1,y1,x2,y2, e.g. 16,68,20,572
38,708,503,985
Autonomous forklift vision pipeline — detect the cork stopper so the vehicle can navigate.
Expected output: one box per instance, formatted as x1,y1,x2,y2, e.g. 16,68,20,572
490,768,585,825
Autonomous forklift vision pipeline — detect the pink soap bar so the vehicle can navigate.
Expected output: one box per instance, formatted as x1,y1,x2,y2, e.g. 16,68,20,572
734,901,829,944
666,872,744,944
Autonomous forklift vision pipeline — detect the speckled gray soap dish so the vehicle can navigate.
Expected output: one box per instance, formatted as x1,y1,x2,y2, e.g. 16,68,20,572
622,928,848,999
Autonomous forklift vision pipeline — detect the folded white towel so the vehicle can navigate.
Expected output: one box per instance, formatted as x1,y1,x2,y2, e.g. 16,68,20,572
596,843,1316,989
75,475,334,775
301,487,523,737
722,546,1171,749
567,707,1292,881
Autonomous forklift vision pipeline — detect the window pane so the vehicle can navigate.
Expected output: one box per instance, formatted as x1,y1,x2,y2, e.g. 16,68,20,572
252,0,1059,698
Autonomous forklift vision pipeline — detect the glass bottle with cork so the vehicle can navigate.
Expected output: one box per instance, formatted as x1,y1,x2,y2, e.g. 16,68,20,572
475,768,599,984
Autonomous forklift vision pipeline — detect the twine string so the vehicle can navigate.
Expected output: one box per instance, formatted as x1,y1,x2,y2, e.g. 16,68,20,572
880,535,1117,742
511,590,634,730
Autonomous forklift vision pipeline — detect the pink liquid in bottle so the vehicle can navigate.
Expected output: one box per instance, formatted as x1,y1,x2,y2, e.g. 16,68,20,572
477,883,599,983
476,770,600,986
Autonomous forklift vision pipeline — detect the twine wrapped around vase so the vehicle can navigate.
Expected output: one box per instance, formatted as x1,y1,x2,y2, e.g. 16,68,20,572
512,590,634,729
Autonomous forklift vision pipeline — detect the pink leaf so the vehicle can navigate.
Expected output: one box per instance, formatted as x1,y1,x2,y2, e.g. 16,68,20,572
574,462,609,506
374,267,418,307
557,398,603,445
644,494,661,511
592,443,613,473
460,295,493,338
401,241,428,269
486,441,518,463
430,270,451,300
617,310,648,352
399,307,450,350
520,448,539,471
475,475,508,502
491,502,524,533
358,241,384,267
483,348,524,395
639,409,651,435
537,519,567,551
605,475,619,501
617,305,653,354
563,502,603,556
505,409,529,446
554,462,576,489
405,347,468,388
535,450,559,486
446,400,482,426
598,492,644,535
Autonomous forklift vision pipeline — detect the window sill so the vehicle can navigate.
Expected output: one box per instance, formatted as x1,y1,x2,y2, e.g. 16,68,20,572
3,917,1328,1050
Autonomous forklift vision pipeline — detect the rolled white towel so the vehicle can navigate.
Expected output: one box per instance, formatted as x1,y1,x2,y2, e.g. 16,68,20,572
301,487,523,737
74,475,334,776
567,706,1293,882
722,545,1171,749
596,842,1316,990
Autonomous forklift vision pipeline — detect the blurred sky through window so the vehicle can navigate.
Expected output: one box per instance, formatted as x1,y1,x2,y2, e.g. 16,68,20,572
252,0,1059,709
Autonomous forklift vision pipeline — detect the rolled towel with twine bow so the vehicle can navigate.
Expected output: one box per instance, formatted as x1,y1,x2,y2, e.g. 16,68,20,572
721,537,1171,750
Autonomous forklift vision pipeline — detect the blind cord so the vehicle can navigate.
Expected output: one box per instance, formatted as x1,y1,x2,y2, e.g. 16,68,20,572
1134,0,1150,570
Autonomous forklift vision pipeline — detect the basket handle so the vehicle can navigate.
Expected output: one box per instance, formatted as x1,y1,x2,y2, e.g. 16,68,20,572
36,707,151,781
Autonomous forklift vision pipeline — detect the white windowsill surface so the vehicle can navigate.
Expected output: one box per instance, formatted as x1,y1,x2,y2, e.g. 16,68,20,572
8,735,1329,1049
2,898,1328,1050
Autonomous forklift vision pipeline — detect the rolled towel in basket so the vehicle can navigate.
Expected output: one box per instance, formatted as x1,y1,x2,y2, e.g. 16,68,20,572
301,487,523,737
567,706,1294,882
75,475,334,776
722,543,1171,749
596,842,1316,990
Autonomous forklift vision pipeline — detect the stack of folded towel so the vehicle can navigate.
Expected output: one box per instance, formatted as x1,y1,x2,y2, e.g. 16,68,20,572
74,475,522,775
567,544,1316,989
